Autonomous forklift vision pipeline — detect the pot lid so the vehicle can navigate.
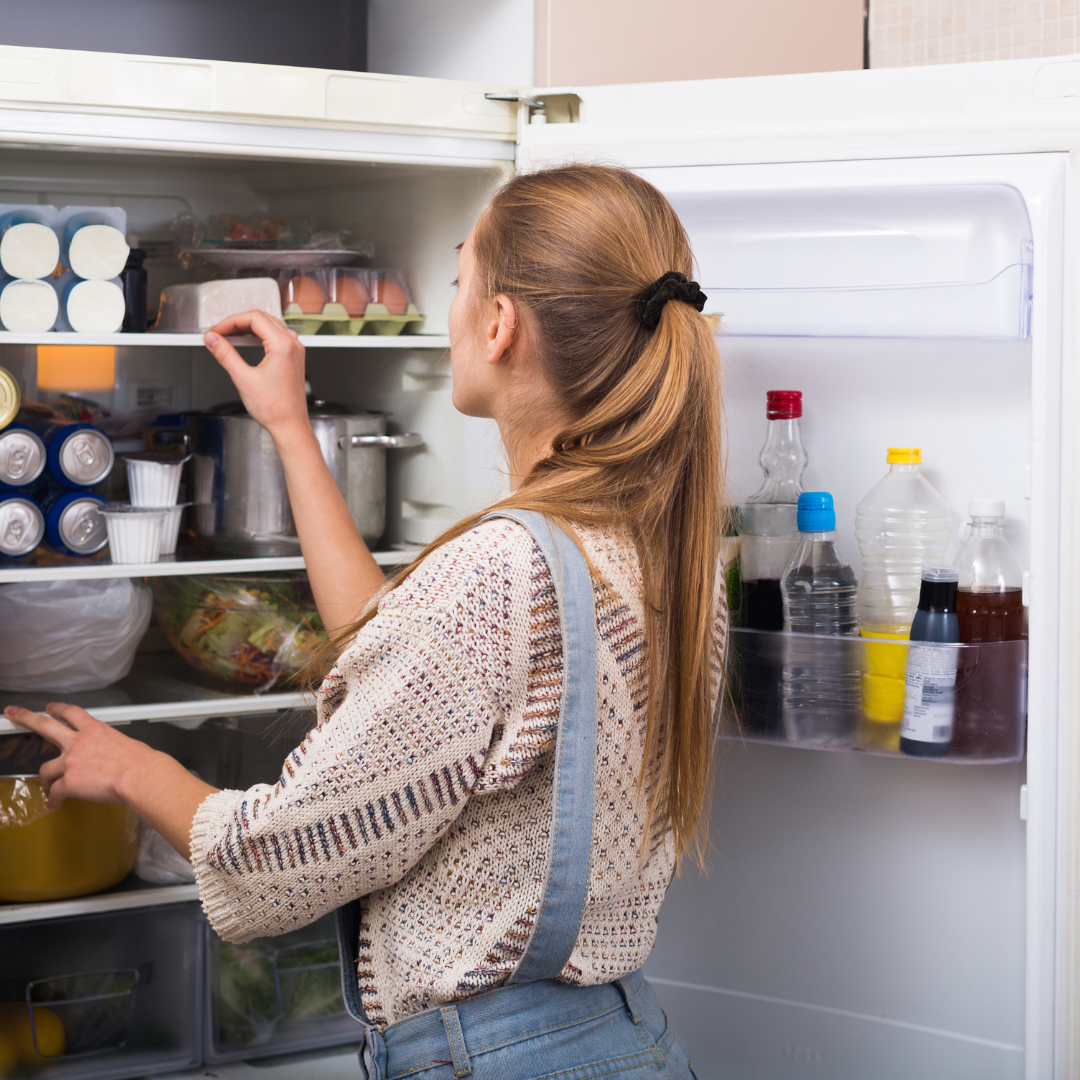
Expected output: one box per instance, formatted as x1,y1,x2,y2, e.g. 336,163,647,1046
204,395,354,419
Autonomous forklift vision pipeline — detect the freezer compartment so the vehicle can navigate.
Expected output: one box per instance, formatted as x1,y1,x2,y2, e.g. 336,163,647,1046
0,902,203,1080
725,628,1027,763
663,183,1033,338
205,913,360,1063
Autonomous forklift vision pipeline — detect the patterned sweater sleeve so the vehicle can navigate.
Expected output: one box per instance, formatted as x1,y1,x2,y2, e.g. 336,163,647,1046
189,525,520,943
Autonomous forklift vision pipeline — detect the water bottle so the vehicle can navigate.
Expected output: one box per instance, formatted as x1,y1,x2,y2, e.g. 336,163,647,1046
855,448,952,724
780,492,860,743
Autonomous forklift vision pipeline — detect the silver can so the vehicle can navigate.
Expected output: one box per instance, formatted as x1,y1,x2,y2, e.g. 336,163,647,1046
47,424,115,487
49,493,108,555
0,425,45,487
0,494,44,556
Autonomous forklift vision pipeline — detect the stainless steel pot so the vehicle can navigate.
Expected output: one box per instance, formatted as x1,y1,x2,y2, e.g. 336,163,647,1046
187,399,421,556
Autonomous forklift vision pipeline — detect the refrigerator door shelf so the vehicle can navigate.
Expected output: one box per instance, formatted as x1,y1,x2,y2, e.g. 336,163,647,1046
667,184,1034,339
725,626,1028,764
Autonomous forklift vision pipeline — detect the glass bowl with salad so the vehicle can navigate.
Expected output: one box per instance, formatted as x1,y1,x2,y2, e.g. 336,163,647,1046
150,573,325,687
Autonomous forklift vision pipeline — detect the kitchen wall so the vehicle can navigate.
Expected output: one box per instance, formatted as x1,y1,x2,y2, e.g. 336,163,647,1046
0,0,367,70
870,0,1079,65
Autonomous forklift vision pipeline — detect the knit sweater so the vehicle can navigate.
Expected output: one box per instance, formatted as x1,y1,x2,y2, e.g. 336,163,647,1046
190,518,728,1030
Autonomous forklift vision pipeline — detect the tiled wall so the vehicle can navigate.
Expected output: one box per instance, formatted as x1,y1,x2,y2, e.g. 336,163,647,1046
870,0,1079,66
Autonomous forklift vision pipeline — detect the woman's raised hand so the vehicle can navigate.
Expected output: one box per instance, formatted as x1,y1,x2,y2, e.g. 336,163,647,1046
203,310,309,438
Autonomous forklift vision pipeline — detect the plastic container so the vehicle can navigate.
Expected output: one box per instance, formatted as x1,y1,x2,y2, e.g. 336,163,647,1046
158,504,190,556
124,455,184,508
58,206,130,281
0,276,59,332
0,205,60,281
0,492,45,557
0,903,204,1080
276,268,423,335
855,447,953,723
97,504,167,563
54,272,126,334
0,775,138,901
43,491,109,557
205,913,357,1063
154,278,282,332
150,573,324,686
121,248,148,332
901,567,961,758
952,500,1027,758
780,492,860,744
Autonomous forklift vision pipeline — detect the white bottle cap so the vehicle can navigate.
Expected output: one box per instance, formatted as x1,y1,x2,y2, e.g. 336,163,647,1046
968,499,1005,518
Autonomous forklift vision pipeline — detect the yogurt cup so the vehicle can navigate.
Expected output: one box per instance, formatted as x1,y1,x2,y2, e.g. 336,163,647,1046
158,503,190,556
124,455,187,508
97,504,167,564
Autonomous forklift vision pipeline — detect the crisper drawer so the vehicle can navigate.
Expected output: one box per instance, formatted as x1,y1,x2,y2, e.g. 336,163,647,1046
0,902,203,1080
205,912,361,1063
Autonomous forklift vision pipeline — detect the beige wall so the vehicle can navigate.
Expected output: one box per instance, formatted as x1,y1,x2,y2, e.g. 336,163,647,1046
535,0,865,86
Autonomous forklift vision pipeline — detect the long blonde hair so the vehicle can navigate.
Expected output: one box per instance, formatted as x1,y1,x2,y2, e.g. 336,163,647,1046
318,164,724,866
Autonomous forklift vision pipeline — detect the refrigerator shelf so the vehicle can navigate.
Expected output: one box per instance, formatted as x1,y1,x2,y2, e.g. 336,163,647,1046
0,653,313,734
723,627,1027,763
0,547,411,584
0,332,451,349
0,878,199,927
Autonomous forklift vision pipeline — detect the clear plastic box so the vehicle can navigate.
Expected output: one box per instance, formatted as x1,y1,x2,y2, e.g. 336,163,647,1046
0,902,204,1080
204,912,360,1063
274,268,423,335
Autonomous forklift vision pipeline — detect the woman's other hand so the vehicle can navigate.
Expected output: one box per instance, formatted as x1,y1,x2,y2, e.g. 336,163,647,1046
4,703,218,860
203,310,309,439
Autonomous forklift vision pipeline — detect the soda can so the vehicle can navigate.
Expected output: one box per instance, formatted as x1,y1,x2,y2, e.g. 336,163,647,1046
0,424,45,487
0,491,44,557
44,490,108,556
0,365,20,430
43,422,115,489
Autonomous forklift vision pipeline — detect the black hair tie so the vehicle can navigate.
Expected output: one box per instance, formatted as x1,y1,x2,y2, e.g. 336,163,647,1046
637,271,707,331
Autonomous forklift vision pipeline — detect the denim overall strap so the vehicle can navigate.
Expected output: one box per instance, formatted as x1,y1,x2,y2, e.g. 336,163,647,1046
479,511,597,984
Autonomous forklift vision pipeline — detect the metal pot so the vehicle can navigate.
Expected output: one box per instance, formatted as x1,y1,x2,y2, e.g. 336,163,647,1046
187,399,421,556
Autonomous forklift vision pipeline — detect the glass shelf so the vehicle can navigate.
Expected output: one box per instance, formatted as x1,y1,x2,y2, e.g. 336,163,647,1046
0,332,450,349
723,627,1027,763
0,874,198,926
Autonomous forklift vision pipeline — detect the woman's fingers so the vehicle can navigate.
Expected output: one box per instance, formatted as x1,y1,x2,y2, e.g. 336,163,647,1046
4,705,76,750
43,702,99,731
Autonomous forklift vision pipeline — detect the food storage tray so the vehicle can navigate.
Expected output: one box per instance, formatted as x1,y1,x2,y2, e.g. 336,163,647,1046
0,902,204,1080
204,912,361,1063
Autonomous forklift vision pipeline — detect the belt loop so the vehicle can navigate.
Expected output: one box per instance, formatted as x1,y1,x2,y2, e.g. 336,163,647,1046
614,976,644,1025
360,1027,386,1080
440,1005,473,1077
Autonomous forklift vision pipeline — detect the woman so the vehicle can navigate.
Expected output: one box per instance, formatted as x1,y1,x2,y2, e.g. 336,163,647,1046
7,164,726,1079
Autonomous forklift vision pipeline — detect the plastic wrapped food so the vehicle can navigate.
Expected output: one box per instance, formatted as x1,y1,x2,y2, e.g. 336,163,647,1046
154,278,281,332
133,820,195,885
150,573,324,686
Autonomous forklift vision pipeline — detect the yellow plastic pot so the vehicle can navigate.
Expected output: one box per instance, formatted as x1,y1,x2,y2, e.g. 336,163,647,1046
0,776,138,902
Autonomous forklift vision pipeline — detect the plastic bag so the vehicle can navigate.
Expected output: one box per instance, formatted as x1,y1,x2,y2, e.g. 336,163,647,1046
134,820,195,885
0,578,151,691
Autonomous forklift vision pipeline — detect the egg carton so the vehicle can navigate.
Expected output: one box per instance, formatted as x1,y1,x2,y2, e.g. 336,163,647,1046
283,300,424,336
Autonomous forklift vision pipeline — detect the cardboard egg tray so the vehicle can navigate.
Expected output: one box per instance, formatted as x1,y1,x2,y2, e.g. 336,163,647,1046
283,301,424,336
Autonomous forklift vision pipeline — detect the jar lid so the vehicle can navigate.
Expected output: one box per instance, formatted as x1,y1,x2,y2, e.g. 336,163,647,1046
0,365,20,429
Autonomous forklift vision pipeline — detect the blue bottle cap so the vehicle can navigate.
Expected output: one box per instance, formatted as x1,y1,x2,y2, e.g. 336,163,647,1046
797,491,836,532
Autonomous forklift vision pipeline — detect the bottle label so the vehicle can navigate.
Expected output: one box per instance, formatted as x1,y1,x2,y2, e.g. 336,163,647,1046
900,643,959,743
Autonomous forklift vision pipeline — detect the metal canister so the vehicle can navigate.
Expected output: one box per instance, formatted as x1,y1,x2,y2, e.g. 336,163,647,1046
43,491,108,556
0,424,45,487
0,366,20,430
43,423,114,489
0,492,44,556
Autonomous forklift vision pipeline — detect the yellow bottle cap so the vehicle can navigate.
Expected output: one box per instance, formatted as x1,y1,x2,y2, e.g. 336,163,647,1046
887,447,921,464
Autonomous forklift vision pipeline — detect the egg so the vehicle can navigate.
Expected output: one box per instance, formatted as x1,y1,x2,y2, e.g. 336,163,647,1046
372,277,409,315
280,275,326,314
333,274,370,316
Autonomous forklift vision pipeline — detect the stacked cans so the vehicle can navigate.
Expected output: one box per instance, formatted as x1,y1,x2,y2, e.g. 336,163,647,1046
98,455,189,563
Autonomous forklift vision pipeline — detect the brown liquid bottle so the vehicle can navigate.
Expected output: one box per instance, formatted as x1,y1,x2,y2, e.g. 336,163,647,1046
952,501,1027,760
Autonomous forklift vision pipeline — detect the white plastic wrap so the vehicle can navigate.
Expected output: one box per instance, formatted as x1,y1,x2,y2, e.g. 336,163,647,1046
0,277,58,332
0,204,60,280
134,820,196,884
57,275,126,334
154,278,282,332
0,578,152,691
59,206,129,280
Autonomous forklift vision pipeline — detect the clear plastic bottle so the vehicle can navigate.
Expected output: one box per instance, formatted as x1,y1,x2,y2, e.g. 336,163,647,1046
781,492,860,742
855,448,952,724
739,390,807,632
952,500,1027,758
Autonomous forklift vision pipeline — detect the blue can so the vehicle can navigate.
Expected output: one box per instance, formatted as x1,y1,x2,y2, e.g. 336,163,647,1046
44,490,107,556
0,491,44,556
42,422,115,490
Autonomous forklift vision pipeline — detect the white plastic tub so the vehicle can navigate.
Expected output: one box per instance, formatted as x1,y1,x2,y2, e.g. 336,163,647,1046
124,455,185,508
159,503,190,556
98,505,167,564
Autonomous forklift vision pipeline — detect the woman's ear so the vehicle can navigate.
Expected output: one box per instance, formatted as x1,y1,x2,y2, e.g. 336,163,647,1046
486,294,519,366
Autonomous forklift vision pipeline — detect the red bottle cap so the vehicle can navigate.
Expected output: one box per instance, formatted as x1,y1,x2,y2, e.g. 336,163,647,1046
766,390,802,419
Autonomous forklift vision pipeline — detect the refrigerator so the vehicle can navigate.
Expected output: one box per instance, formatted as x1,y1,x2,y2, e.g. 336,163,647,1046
0,43,1074,1080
